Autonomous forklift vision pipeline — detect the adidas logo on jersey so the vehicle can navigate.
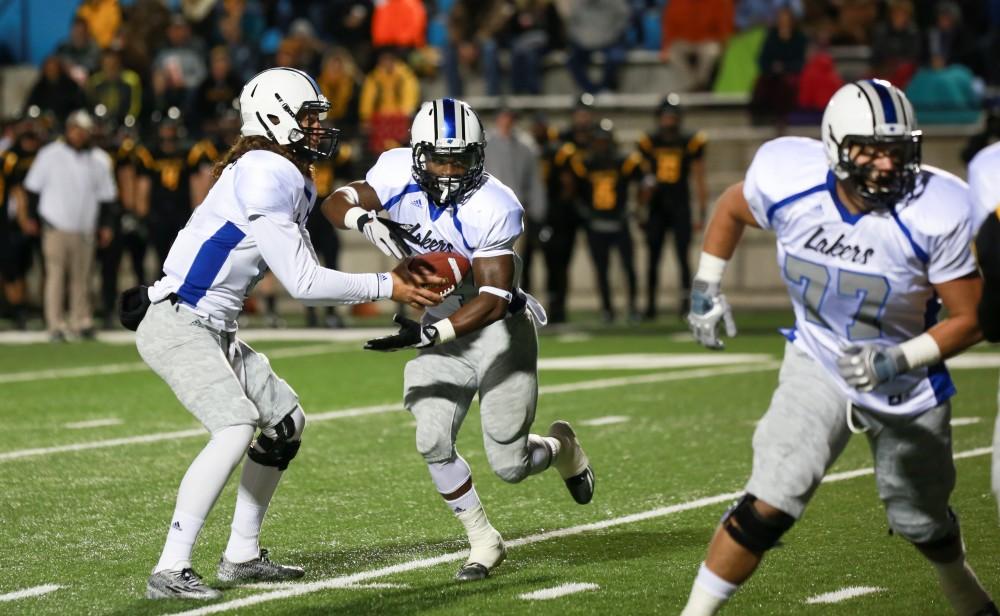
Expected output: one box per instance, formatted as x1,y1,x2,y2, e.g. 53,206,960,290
804,227,875,265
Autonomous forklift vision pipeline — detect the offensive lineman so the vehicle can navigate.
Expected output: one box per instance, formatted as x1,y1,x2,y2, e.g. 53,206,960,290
967,141,1000,517
322,98,596,581
681,80,997,615
134,68,443,600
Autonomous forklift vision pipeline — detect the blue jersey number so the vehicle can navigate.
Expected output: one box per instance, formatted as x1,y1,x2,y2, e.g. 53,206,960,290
784,254,890,340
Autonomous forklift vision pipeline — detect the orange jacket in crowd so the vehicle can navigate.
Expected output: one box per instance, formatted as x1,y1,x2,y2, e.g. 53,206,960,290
662,0,734,48
372,0,428,49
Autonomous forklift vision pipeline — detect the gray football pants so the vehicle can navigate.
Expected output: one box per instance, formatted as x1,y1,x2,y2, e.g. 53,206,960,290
404,311,538,484
136,300,300,433
746,343,958,544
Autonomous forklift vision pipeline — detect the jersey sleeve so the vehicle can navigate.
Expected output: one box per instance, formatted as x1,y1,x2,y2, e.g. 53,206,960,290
742,137,827,232
462,188,524,259
968,147,1000,226
364,148,415,210
687,131,708,159
22,147,49,193
919,173,979,284
742,142,779,231
233,152,300,221
926,206,978,284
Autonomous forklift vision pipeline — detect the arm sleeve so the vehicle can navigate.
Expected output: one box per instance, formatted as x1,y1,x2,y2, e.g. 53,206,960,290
237,158,392,305
975,211,1000,342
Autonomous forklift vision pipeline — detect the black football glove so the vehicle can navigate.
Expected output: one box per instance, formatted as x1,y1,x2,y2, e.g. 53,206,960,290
364,314,438,352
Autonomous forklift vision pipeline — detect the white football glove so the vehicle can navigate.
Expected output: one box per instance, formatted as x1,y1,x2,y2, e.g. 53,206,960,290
351,209,411,259
836,344,908,393
687,279,737,350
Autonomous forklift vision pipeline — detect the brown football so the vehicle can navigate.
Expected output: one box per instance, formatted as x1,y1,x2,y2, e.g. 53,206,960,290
408,251,472,297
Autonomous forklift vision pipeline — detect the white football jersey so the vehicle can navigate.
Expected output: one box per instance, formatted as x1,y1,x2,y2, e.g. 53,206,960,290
744,137,978,415
148,149,388,329
366,148,525,319
967,141,1000,227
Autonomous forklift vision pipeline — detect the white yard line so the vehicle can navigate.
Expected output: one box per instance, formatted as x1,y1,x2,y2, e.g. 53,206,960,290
951,417,982,427
0,584,62,602
0,328,394,346
64,418,123,430
805,586,885,604
538,353,771,371
0,344,348,385
519,582,600,600
580,416,630,427
173,447,993,616
0,363,778,463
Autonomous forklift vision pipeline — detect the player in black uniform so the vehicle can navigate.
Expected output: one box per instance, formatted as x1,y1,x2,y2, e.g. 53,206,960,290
138,117,194,276
0,124,42,329
570,121,650,323
636,96,708,319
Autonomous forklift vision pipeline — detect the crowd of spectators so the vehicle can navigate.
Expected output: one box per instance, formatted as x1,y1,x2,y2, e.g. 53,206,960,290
2,0,1000,336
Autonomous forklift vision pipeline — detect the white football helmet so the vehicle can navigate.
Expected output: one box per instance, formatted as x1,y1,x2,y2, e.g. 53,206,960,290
822,80,922,208
410,98,486,205
239,67,339,160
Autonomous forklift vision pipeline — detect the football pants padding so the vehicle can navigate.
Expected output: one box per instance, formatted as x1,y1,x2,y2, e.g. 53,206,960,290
723,493,795,554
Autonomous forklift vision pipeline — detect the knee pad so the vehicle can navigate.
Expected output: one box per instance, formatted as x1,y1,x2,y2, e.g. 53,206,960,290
248,407,304,471
414,422,455,463
722,494,795,554
910,508,963,562
492,463,529,484
427,455,472,494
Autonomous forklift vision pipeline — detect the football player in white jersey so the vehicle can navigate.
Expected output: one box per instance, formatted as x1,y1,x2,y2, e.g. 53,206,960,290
680,80,997,616
132,68,444,600
322,98,596,581
968,142,1000,518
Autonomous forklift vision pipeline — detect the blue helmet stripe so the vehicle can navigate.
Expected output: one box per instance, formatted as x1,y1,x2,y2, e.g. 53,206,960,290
441,98,456,139
868,80,897,124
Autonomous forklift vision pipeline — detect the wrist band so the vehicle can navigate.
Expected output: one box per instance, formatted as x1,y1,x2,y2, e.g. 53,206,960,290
344,206,368,231
432,318,456,343
479,286,513,302
898,332,942,371
695,251,729,284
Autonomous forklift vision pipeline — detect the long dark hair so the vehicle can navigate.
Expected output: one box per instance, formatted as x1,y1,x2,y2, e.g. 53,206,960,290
211,136,312,180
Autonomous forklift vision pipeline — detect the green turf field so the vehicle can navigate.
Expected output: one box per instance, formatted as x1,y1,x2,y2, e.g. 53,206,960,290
1,312,998,615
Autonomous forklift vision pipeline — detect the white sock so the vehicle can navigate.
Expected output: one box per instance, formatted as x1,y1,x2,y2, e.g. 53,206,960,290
153,424,254,573
527,434,560,475
445,482,483,515
931,555,993,616
456,503,502,566
224,457,284,563
680,563,739,616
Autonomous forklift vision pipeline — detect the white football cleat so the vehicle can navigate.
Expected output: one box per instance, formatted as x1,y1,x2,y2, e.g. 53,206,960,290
548,420,595,504
456,524,506,581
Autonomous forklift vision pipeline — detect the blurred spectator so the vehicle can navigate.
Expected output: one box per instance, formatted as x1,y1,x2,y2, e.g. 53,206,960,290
152,15,207,93
927,2,979,73
501,0,553,95
319,1,374,70
486,109,546,293
750,7,806,125
117,0,171,78
569,122,646,323
87,49,143,126
218,12,260,83
137,118,195,275
870,0,921,87
636,97,707,319
905,54,981,124
661,0,734,91
445,0,512,97
317,48,362,138
735,0,803,31
826,0,878,45
565,0,631,94
181,0,221,43
192,46,242,128
24,57,88,120
24,110,117,342
359,49,419,155
277,18,325,73
57,17,102,80
0,125,43,330
371,0,427,53
76,0,122,49
796,42,844,113
961,103,1000,164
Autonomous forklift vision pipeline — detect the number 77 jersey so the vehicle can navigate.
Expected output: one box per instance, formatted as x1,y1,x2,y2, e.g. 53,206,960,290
744,137,979,415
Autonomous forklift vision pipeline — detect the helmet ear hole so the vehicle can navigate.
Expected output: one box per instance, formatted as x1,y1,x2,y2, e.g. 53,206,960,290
267,114,280,126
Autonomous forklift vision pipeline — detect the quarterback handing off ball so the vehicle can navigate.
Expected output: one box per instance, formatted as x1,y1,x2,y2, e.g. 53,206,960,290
409,251,471,297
